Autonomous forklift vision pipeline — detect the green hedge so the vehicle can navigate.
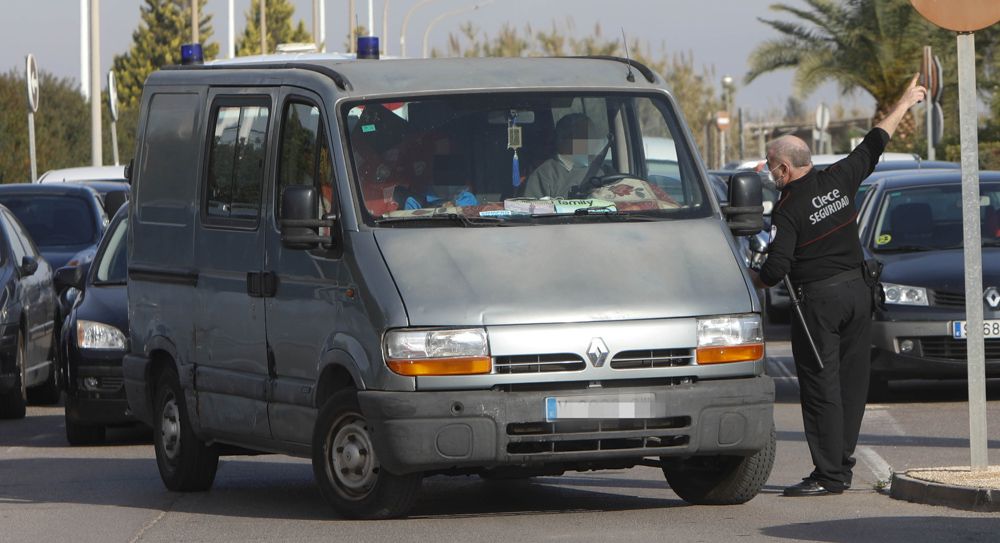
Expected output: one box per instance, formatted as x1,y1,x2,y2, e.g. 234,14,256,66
944,141,1000,170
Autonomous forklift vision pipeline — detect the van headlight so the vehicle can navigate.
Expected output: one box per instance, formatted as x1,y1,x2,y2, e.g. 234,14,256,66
696,314,764,364
882,283,928,306
384,328,491,376
77,320,127,351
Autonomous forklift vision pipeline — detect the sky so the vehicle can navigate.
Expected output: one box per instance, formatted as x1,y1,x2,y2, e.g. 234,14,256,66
0,0,874,119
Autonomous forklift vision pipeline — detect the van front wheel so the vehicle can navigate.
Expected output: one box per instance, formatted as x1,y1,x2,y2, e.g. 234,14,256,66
152,367,219,491
662,427,775,505
312,389,422,519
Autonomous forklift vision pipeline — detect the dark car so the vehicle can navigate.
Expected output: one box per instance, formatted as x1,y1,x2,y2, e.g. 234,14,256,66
0,184,108,271
55,208,131,443
85,181,130,216
859,170,1000,398
0,205,59,419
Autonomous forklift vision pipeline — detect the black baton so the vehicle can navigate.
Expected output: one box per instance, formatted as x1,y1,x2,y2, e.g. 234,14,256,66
783,275,825,370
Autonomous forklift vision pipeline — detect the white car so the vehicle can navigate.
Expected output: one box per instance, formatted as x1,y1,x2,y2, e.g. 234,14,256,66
37,165,127,184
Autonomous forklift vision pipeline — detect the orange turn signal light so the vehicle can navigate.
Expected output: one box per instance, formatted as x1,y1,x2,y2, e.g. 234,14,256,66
696,343,765,364
387,356,492,376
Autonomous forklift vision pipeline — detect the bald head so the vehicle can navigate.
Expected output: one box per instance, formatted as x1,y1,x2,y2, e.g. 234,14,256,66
767,136,812,168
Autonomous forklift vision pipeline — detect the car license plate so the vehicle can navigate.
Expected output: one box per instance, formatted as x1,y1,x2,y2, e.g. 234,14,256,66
545,393,657,421
951,320,1000,339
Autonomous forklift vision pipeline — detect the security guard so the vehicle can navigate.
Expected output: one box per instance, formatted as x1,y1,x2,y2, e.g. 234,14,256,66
750,75,927,497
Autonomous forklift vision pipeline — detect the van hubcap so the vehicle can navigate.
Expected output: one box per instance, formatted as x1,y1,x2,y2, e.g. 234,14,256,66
329,416,378,497
161,396,181,461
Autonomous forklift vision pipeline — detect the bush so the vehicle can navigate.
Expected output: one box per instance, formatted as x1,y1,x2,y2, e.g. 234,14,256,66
944,141,1000,170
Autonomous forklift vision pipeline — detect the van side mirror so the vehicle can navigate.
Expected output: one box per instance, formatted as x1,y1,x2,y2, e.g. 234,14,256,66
20,256,39,277
724,172,765,236
280,185,335,250
54,265,86,292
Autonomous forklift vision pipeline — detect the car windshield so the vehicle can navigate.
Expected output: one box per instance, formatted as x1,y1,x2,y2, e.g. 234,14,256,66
0,195,96,247
343,93,710,225
95,217,127,283
871,183,1000,252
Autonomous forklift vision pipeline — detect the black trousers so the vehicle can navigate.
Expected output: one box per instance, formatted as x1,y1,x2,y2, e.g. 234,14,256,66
789,275,872,491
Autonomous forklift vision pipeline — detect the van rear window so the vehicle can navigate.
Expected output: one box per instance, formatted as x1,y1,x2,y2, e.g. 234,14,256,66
137,93,201,225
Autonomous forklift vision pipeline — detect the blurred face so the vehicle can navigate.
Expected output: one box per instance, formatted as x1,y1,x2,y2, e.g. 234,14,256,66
767,155,789,189
560,121,603,166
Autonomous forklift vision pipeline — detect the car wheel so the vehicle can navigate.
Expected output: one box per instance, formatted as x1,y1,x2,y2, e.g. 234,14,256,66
0,331,29,419
662,427,776,505
312,389,422,519
153,366,218,491
29,334,61,405
65,400,106,445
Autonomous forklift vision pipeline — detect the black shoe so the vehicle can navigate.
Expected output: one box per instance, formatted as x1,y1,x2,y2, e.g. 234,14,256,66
783,479,844,497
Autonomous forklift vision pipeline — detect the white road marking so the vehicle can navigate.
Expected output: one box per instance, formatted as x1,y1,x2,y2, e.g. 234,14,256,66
857,446,893,484
129,510,168,543
5,447,23,454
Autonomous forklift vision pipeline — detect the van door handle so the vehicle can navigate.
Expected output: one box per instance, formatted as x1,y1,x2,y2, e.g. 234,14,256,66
246,271,278,298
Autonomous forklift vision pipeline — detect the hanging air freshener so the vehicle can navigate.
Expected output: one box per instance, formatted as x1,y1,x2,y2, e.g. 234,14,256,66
508,111,523,187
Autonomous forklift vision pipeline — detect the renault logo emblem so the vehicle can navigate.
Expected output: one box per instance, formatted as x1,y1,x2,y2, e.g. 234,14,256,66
586,338,610,367
985,287,1000,310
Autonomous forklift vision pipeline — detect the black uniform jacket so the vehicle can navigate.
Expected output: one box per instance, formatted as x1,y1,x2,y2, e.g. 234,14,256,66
759,128,890,287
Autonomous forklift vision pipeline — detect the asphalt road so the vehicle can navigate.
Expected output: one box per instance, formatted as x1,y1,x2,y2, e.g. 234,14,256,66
3,326,1000,542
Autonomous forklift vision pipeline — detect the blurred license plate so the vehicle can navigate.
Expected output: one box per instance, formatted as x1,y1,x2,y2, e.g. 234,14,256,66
545,393,657,421
951,320,1000,339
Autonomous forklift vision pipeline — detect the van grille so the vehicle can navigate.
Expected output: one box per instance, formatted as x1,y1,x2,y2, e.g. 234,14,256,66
920,337,1000,361
506,417,690,455
494,354,586,374
610,349,694,369
933,290,965,308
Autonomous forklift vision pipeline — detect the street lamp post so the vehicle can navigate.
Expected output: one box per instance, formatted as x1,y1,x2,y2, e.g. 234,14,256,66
382,0,390,55
400,0,441,58
422,1,493,59
89,0,102,167
720,75,734,167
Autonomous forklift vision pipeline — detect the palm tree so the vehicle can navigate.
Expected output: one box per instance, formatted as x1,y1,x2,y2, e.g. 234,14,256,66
745,0,935,143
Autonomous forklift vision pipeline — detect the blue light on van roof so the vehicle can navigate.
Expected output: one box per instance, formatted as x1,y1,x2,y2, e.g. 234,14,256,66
357,36,380,60
181,43,204,65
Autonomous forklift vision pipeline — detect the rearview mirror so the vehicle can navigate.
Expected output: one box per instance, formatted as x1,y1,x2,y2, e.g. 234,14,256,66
724,172,765,236
280,185,335,250
54,265,86,292
19,256,39,277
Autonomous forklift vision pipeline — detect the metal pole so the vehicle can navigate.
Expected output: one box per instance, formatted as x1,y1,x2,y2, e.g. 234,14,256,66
348,0,356,53
27,113,37,181
110,120,119,166
260,0,267,55
720,130,727,168
957,31,988,471
319,0,325,52
313,0,320,49
191,0,199,44
90,0,102,166
400,0,439,58
382,0,390,55
368,0,374,34
422,1,493,58
80,0,89,100
738,107,745,162
926,95,934,160
227,0,234,58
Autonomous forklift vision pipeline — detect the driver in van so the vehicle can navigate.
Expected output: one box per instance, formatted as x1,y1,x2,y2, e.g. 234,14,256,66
524,113,606,198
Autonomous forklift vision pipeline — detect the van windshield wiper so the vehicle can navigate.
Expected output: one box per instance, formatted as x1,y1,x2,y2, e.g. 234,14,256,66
373,213,508,227
874,244,935,253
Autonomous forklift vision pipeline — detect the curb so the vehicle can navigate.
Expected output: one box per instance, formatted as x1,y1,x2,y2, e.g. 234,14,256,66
890,471,1000,512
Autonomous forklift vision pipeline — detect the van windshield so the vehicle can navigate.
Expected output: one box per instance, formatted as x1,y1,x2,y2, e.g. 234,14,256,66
343,93,711,225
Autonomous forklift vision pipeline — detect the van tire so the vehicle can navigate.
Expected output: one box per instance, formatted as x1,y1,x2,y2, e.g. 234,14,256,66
152,367,218,491
0,331,29,419
662,427,775,505
312,389,422,519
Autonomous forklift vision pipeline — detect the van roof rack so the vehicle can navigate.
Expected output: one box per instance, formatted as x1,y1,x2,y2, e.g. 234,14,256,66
165,62,352,91
567,56,657,84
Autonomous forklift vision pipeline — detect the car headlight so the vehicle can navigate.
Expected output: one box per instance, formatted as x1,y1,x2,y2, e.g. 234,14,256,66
696,314,764,364
384,328,490,376
882,283,928,306
77,320,127,350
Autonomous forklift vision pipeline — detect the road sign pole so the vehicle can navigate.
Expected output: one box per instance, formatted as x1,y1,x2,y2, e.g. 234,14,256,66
110,120,119,166
957,31,988,471
27,112,37,181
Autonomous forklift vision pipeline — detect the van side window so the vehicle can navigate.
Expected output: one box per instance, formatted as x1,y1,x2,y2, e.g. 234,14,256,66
137,93,201,226
277,101,333,221
206,102,270,221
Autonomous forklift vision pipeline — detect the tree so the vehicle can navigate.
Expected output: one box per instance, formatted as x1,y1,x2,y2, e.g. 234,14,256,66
111,0,219,111
0,70,90,182
237,0,312,56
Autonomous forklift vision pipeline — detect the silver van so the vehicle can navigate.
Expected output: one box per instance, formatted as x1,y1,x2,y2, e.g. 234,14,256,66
123,55,773,519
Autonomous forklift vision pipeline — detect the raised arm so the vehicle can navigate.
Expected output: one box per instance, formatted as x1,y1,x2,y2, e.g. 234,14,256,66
876,74,928,139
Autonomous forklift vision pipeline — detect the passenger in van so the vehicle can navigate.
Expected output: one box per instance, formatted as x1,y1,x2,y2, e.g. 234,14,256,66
523,113,607,199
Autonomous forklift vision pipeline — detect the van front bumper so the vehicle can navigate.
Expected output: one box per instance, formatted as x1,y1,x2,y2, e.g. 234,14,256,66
359,376,774,475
